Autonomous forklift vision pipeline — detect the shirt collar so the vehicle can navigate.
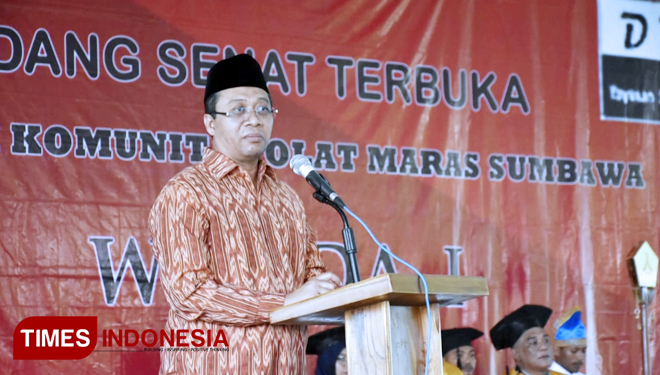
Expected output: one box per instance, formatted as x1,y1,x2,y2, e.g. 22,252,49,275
550,361,572,375
201,147,277,183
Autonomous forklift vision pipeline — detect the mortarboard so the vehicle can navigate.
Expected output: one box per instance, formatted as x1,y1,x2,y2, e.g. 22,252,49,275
306,327,345,355
441,327,484,356
307,327,346,375
490,304,552,350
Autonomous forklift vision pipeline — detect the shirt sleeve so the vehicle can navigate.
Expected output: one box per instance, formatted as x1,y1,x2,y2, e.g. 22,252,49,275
303,219,327,281
149,181,286,326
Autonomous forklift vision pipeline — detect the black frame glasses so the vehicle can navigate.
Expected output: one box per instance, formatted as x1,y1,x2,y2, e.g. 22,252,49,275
209,106,278,120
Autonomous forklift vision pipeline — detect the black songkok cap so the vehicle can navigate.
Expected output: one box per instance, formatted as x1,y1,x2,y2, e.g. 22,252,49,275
441,328,484,356
203,54,269,105
490,304,552,350
306,327,345,355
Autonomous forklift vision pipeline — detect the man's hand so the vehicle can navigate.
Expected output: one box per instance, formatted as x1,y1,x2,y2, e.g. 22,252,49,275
283,272,342,306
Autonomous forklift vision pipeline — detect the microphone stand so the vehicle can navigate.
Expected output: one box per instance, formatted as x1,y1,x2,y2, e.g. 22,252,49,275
312,176,361,284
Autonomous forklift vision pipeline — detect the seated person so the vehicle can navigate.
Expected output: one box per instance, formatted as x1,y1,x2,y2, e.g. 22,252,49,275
490,304,562,375
444,361,465,375
307,326,464,375
307,327,347,375
549,308,587,375
441,328,483,375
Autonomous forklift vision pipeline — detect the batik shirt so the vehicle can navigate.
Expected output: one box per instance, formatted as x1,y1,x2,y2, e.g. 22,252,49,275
149,148,326,375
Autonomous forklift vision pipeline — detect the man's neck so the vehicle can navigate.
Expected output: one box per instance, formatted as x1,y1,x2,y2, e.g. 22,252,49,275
234,159,260,187
211,146,262,185
550,361,571,374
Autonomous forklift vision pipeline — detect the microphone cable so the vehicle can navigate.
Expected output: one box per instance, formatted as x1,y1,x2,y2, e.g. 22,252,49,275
342,205,433,375
289,156,433,373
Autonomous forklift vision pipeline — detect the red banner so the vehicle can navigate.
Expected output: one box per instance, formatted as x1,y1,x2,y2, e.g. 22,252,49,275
1,0,658,374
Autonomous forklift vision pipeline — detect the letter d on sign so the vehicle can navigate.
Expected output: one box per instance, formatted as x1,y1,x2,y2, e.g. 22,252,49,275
13,316,97,360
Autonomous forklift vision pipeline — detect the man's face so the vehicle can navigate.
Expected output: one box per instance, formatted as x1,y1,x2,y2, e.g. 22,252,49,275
555,345,586,373
512,327,554,373
203,86,273,164
335,348,348,375
443,345,477,375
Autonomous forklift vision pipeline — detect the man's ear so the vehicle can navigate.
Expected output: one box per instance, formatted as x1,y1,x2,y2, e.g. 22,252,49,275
203,114,215,136
511,346,521,364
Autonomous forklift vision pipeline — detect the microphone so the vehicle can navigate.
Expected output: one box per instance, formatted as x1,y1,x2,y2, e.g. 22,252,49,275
289,155,346,208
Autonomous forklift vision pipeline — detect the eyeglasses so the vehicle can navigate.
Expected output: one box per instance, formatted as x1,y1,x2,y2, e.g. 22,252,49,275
210,105,278,121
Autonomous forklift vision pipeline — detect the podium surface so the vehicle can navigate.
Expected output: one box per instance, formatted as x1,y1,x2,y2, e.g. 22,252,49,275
271,273,488,375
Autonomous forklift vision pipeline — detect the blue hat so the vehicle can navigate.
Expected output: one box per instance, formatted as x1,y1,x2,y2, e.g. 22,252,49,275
554,308,587,347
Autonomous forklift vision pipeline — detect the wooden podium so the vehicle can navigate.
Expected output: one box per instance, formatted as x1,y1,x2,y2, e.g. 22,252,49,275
270,273,488,375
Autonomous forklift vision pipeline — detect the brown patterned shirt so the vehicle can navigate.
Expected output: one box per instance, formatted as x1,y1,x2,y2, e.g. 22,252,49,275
149,147,326,375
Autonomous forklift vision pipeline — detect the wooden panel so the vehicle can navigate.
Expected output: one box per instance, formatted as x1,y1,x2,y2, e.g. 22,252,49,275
345,301,392,375
389,306,416,375
270,273,488,325
390,304,444,375
417,304,443,375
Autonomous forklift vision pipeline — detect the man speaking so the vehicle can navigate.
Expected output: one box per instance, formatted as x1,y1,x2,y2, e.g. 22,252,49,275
149,54,341,375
